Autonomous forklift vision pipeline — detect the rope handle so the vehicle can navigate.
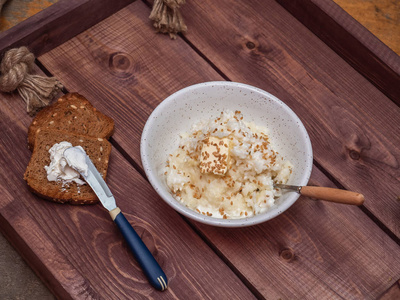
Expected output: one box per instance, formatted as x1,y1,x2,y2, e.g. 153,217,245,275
149,0,187,39
0,47,63,116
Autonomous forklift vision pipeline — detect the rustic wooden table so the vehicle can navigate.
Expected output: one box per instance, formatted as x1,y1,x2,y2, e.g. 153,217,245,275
0,0,399,299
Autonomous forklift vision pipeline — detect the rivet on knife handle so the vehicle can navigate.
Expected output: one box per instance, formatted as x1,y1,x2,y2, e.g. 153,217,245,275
110,207,168,291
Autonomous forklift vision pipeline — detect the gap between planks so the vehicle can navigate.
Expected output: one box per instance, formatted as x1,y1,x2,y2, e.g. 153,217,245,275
141,0,231,82
33,58,263,298
178,213,267,300
146,0,400,248
33,10,400,292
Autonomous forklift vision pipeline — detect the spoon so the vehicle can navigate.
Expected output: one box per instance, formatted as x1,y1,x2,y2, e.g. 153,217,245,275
275,184,365,206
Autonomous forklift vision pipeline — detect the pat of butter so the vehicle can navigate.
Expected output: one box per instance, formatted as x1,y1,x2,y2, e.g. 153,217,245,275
199,136,230,175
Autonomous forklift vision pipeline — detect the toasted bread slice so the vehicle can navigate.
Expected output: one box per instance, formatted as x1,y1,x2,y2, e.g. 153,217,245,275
28,93,114,150
24,129,112,204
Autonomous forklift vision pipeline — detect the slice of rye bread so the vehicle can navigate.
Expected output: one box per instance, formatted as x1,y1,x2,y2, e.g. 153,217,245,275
24,129,112,204
28,93,114,150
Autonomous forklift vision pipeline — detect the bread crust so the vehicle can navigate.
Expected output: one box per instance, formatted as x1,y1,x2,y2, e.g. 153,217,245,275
28,93,114,150
26,185,99,205
24,129,112,204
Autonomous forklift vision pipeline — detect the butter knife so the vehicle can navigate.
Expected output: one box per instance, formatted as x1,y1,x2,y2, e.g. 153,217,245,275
64,147,168,291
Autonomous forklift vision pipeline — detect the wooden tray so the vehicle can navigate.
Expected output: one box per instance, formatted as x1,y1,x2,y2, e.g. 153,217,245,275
1,0,399,299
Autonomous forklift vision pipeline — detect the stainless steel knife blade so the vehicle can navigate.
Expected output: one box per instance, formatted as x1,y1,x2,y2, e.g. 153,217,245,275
83,156,117,211
64,147,116,211
63,146,168,291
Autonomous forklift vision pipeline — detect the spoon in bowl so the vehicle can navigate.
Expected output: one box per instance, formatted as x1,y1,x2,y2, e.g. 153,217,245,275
275,184,365,206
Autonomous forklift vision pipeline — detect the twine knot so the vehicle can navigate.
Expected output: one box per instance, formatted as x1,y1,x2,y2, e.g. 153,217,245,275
0,47,63,115
150,0,187,39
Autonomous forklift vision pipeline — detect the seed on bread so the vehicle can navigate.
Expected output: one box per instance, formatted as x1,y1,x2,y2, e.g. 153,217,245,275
28,93,114,150
24,129,112,204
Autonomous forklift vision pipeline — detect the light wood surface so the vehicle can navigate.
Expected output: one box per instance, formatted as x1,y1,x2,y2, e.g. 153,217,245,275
303,186,365,205
334,0,400,55
0,0,399,299
0,0,58,31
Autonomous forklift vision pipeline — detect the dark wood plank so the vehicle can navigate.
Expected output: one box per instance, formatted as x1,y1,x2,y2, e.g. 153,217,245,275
37,1,400,298
277,0,400,104
39,1,222,164
0,0,134,56
380,280,400,300
0,92,97,300
177,0,399,238
0,86,255,298
41,0,400,238
194,166,400,299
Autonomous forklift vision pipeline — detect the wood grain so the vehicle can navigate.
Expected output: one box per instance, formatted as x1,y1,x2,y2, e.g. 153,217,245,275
0,80,255,298
40,0,400,238
333,0,400,55
38,1,222,164
194,166,400,299
36,1,400,298
0,91,98,300
277,0,400,104
0,0,134,56
299,186,364,205
177,0,400,238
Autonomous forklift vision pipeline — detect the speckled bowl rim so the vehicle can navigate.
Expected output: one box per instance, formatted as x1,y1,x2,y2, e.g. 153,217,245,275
141,81,313,227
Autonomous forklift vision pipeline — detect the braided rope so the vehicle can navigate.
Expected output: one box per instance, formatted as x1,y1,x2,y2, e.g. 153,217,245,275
149,0,187,39
0,47,63,115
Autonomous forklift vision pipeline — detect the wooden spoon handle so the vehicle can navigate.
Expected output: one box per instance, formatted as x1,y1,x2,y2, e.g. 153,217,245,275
300,186,365,205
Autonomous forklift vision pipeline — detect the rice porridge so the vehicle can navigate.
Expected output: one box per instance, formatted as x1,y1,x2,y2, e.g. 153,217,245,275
165,110,293,219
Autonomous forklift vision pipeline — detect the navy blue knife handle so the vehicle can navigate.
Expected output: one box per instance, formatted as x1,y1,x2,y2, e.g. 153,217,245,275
114,211,168,291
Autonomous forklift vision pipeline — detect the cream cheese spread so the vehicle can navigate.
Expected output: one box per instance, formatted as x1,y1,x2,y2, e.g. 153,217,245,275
63,146,88,177
44,142,87,185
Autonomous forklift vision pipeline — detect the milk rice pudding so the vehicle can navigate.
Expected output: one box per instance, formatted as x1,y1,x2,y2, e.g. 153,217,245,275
165,110,293,219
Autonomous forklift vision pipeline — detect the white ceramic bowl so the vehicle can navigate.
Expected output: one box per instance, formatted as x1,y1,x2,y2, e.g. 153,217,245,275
141,82,313,227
